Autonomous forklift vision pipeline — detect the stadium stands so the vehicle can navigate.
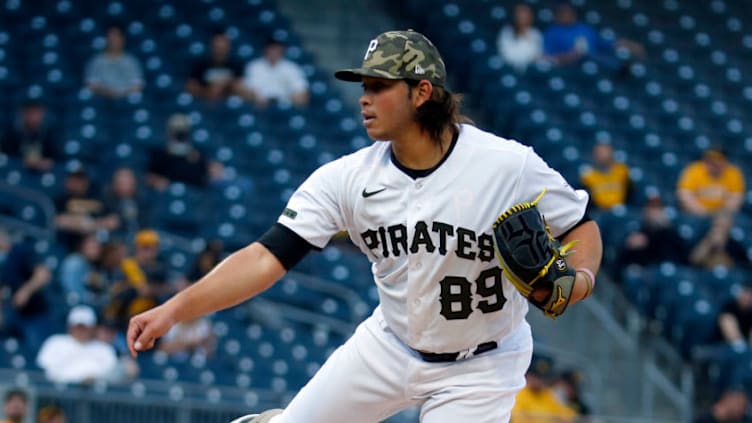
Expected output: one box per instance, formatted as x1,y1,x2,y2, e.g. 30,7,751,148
1,0,751,420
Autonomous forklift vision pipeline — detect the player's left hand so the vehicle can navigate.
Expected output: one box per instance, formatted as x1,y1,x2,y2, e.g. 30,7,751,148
126,304,177,357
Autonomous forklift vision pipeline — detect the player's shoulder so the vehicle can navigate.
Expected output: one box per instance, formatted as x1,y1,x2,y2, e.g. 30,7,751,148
458,124,532,158
311,142,390,178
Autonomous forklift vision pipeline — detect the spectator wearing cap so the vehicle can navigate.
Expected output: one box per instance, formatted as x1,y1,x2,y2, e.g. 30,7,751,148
579,142,631,210
85,24,144,99
36,305,118,384
512,355,578,423
186,29,244,102
146,113,224,190
0,236,53,351
105,229,170,330
677,146,745,217
1,389,28,423
54,167,119,249
0,100,61,171
240,38,309,108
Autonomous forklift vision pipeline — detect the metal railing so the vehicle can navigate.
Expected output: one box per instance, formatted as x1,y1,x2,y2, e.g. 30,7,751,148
588,275,693,422
0,368,692,423
0,181,56,241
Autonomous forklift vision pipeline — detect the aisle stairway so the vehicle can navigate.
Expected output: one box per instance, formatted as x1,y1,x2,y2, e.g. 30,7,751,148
275,0,397,105
528,276,691,422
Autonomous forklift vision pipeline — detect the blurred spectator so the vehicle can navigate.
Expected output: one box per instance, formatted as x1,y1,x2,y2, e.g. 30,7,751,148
552,369,591,417
36,405,67,423
36,305,118,384
689,213,748,270
694,389,750,423
0,227,10,270
146,113,224,190
103,167,148,240
0,237,53,351
105,229,171,329
579,142,631,210
96,318,139,382
54,166,118,249
188,239,224,281
0,100,60,171
98,239,127,283
1,389,28,423
512,355,577,423
186,29,244,102
543,2,644,69
677,146,745,217
85,24,144,99
718,286,752,351
616,196,688,269
241,38,309,108
58,233,107,307
496,4,543,72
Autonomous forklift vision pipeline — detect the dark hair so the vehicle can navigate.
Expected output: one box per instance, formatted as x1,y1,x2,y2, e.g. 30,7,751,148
22,98,45,109
4,388,28,403
211,27,228,38
106,23,124,34
264,37,286,48
405,80,473,147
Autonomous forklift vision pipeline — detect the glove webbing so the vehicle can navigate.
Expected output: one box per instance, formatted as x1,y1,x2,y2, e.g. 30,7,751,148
492,190,578,295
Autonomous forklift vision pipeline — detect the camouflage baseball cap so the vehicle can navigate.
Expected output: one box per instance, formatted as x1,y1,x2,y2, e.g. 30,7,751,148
335,30,446,87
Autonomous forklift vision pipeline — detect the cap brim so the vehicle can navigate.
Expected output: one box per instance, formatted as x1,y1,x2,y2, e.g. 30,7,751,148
334,68,403,82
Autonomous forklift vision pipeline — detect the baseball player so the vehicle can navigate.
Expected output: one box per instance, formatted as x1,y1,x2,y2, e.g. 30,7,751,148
127,30,602,423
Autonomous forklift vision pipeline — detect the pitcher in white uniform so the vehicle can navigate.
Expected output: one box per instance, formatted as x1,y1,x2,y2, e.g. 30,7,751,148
127,30,603,423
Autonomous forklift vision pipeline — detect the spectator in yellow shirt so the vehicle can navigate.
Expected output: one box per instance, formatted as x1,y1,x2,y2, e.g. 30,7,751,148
677,146,745,216
580,142,630,210
513,355,578,423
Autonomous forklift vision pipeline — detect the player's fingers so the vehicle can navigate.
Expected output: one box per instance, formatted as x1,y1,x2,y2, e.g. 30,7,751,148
126,317,145,358
127,315,158,358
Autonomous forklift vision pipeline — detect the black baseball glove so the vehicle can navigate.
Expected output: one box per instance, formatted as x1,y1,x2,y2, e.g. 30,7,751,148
491,191,578,318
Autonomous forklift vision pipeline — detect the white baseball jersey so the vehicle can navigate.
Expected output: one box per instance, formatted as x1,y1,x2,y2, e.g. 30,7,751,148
278,123,588,354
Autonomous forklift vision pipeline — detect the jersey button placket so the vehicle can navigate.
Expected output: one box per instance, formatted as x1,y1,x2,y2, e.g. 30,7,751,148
406,180,424,344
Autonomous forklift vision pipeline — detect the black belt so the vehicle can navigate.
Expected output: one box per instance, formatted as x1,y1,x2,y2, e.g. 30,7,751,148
417,341,498,363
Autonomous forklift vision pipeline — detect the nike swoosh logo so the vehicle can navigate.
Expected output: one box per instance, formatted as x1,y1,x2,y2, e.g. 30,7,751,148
362,187,386,198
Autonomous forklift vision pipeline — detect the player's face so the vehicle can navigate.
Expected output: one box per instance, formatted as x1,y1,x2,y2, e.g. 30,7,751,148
359,77,416,141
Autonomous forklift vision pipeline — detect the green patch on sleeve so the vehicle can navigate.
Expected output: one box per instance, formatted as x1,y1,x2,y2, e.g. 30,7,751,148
282,208,298,220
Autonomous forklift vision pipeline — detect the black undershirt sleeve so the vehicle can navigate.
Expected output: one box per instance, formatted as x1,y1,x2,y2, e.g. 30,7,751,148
556,213,593,242
257,223,318,270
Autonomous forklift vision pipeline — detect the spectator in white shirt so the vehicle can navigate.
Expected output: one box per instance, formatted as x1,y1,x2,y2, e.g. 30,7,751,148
36,305,118,384
241,39,309,108
497,3,543,72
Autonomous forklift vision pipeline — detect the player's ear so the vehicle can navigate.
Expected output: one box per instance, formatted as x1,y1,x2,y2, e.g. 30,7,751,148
411,80,433,108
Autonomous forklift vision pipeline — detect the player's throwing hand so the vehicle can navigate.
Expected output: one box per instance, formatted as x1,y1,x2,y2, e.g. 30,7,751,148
127,303,177,357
